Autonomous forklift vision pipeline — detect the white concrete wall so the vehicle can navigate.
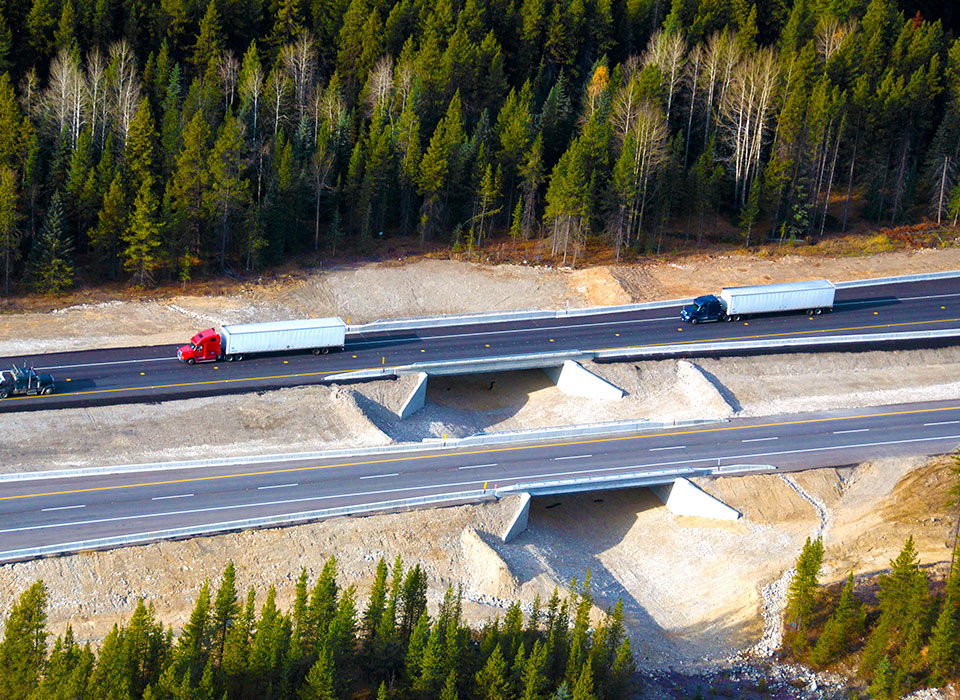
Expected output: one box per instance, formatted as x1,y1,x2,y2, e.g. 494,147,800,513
652,477,741,520
398,372,429,419
543,361,624,400
501,492,531,543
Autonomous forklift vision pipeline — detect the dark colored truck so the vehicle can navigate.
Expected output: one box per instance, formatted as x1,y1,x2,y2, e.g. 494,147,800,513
0,364,55,398
680,280,836,324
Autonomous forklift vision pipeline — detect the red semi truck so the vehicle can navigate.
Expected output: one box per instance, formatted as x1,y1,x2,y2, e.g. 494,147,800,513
178,318,347,364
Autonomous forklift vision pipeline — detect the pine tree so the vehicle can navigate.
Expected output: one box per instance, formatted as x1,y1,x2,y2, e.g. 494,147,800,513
300,650,336,700
26,192,74,294
785,536,824,650
476,643,510,700
89,174,127,279
122,175,163,286
811,573,860,668
206,112,248,268
440,669,459,700
928,554,960,684
0,165,19,295
0,581,48,699
124,98,158,198
165,110,211,259
362,558,389,643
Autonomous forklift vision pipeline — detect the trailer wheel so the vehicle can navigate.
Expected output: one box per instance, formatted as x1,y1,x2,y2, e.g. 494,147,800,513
734,315,741,322
312,348,321,355
815,308,822,315
235,355,243,362
187,357,195,365
322,347,330,354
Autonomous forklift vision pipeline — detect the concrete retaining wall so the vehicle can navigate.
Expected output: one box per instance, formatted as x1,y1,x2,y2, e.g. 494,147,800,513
398,372,428,418
501,492,531,543
651,477,741,520
543,360,624,400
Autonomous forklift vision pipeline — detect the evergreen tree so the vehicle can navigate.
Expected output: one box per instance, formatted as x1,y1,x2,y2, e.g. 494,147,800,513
89,174,127,279
785,536,824,649
811,573,861,668
0,581,48,699
26,193,74,294
476,643,510,700
122,175,163,286
0,164,19,294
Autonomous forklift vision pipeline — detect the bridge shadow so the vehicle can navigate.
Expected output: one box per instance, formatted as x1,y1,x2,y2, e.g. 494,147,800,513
834,294,899,312
352,369,555,442
482,488,761,666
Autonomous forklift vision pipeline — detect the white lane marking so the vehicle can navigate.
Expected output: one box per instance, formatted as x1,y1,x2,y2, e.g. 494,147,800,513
258,483,298,490
152,493,194,500
834,429,869,434
349,315,675,346
925,420,960,426
8,433,960,537
650,445,685,451
742,437,778,442
360,473,399,480
37,356,175,370
835,291,960,306
42,504,84,512
554,454,592,460
459,463,497,470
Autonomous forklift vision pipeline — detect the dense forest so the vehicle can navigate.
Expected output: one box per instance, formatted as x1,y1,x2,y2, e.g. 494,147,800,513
783,535,960,697
0,0,956,293
0,558,635,699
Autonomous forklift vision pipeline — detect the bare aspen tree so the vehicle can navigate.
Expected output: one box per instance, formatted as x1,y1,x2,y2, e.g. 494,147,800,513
108,40,141,146
264,66,291,138
239,56,264,141
820,114,845,238
611,74,642,144
393,61,415,117
815,19,855,62
281,33,317,124
611,96,669,257
19,69,41,118
644,30,686,122
700,31,732,145
364,56,394,117
86,48,108,147
218,51,239,113
936,155,953,224
45,49,87,145
719,46,778,206
683,43,703,167
310,136,335,250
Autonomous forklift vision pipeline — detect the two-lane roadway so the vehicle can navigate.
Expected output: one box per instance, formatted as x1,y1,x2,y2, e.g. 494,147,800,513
2,399,960,561
2,275,960,412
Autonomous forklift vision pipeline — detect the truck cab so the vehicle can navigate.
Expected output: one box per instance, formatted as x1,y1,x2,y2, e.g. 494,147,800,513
680,295,726,324
0,363,55,398
178,329,222,364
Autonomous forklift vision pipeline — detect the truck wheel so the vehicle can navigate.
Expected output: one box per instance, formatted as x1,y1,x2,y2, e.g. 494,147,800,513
734,315,741,322
0,389,8,399
690,317,698,325
187,357,195,365
312,348,321,355
322,347,330,354
235,355,243,362
724,315,733,322
42,386,53,395
227,355,235,362
815,308,822,315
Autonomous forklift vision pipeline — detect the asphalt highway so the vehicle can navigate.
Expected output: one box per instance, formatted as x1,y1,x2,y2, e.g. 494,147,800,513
1,399,959,560
2,276,960,412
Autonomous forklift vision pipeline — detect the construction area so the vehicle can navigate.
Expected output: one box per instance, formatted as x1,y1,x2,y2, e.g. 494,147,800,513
2,248,960,694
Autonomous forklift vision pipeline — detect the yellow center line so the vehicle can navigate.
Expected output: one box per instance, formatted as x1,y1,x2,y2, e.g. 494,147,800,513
2,316,957,403
4,402,959,502
589,316,960,352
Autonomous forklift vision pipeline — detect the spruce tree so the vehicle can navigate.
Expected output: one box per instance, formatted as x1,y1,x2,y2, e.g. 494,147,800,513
0,581,48,699
0,164,19,294
476,643,510,700
811,573,859,668
122,175,162,286
927,554,960,684
26,192,74,294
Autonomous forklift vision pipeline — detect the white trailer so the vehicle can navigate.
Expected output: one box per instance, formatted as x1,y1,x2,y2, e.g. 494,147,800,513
221,318,347,358
720,280,835,319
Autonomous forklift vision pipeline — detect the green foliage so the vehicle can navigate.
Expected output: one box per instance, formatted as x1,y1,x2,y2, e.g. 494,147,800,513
0,581,48,699
0,0,953,288
785,536,824,649
26,192,74,294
